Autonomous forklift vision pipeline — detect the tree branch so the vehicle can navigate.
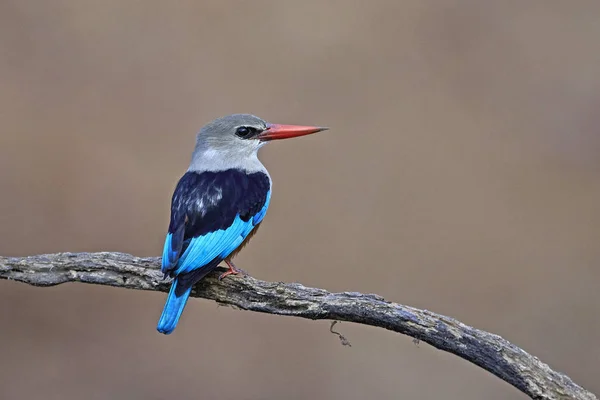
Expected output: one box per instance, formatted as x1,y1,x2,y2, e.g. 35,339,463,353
0,252,595,400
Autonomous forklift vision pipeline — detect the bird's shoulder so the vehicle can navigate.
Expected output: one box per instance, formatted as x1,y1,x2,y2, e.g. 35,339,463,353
172,169,270,205
169,169,270,236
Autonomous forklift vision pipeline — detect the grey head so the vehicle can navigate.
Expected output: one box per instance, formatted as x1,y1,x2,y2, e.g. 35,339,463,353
188,113,327,174
189,114,269,173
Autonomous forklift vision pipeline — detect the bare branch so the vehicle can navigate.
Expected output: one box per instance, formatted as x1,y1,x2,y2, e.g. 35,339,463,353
0,252,595,400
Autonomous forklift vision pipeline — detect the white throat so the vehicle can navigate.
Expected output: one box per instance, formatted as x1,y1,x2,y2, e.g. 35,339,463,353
188,143,269,176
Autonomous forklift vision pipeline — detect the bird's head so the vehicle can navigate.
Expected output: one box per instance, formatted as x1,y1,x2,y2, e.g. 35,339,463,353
190,114,327,171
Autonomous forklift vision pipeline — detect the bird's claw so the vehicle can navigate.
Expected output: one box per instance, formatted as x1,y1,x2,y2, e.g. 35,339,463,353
233,266,248,276
218,261,248,281
218,269,238,281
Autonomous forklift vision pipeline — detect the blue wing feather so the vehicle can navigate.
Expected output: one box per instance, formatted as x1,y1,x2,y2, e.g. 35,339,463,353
161,233,181,272
175,215,250,275
252,190,271,225
161,222,185,274
161,233,174,269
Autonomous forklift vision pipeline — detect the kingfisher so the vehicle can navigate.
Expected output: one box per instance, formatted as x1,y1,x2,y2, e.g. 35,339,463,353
157,114,327,334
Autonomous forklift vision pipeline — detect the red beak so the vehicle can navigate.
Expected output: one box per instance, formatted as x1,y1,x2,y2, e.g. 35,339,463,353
258,123,328,142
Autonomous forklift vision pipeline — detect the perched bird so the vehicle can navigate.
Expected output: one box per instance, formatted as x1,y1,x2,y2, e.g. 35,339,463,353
157,114,327,334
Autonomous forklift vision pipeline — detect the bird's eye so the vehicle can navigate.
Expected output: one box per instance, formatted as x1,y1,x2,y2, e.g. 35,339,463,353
235,126,258,139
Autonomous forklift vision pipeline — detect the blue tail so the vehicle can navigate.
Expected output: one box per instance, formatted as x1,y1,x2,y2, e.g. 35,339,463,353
157,279,193,335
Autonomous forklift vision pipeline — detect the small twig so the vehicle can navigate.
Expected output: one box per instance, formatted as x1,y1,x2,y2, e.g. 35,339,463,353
0,252,595,400
330,321,352,347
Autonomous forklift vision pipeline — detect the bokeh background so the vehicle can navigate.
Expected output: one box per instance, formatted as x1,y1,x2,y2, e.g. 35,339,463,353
1,1,599,399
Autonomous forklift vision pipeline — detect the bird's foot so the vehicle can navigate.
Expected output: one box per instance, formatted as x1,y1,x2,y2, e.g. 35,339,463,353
218,260,247,281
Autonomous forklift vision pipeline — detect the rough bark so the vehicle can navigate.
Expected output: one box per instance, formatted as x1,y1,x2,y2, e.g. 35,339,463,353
0,252,595,400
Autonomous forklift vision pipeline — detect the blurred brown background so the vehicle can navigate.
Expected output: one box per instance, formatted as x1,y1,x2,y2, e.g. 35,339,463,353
1,1,599,399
